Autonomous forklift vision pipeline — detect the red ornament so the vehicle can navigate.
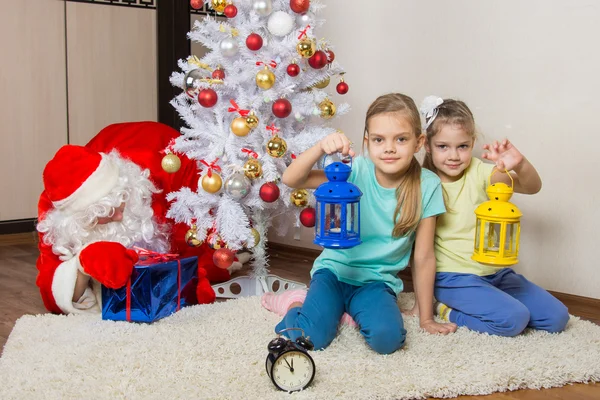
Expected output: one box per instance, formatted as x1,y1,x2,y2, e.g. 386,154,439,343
223,4,238,18
213,248,235,269
308,50,328,69
290,0,310,14
325,49,335,64
286,63,300,77
260,182,280,203
336,81,349,95
190,0,204,10
272,98,292,118
212,68,225,80
300,207,316,227
198,88,218,107
246,33,263,51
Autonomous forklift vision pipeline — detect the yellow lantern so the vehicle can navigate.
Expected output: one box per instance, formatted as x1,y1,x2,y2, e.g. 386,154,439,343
472,170,522,266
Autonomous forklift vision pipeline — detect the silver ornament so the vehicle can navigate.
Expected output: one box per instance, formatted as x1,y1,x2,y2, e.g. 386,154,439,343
220,37,239,57
296,12,314,27
252,0,272,16
183,69,204,97
224,172,251,200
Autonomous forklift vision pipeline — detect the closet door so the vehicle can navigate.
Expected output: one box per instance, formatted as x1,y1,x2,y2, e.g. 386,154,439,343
66,1,157,145
0,0,68,221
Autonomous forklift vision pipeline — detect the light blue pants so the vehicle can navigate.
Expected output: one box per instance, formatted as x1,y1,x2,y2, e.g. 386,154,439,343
276,269,406,354
435,268,569,337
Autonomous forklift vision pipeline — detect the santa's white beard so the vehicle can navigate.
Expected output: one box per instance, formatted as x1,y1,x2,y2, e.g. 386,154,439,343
38,152,170,260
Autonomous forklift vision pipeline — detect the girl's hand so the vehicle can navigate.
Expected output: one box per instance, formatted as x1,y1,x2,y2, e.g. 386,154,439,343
420,319,458,335
319,131,355,157
482,139,524,171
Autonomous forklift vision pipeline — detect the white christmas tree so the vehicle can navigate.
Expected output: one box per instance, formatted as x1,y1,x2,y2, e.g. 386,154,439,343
165,0,350,297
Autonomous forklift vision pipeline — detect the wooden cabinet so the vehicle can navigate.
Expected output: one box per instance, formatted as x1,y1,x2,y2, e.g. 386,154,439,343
66,2,157,145
0,0,157,221
0,0,68,221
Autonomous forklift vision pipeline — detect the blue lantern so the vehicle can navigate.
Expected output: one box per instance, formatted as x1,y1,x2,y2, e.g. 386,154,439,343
314,158,362,249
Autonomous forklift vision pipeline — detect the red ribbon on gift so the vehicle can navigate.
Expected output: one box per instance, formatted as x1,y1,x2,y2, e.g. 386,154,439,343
126,247,182,322
200,158,221,178
227,99,249,117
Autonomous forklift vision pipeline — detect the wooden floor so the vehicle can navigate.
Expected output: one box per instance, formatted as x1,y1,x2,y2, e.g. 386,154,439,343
1,233,598,399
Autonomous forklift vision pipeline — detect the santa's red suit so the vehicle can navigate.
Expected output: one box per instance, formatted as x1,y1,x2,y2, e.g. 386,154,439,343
36,121,233,314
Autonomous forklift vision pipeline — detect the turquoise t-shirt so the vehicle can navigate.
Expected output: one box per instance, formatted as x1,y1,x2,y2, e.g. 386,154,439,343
311,156,446,294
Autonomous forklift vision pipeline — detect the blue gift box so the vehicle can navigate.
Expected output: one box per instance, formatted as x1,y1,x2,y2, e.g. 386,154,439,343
101,256,199,323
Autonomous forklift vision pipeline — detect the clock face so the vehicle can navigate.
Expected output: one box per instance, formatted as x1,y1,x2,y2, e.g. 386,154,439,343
271,350,315,392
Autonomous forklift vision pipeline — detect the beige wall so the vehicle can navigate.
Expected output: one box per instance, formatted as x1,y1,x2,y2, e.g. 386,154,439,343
270,0,600,299
0,1,157,220
0,0,68,220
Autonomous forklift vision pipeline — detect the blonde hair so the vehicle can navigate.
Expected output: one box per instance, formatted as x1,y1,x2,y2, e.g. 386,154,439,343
423,99,476,172
364,93,423,238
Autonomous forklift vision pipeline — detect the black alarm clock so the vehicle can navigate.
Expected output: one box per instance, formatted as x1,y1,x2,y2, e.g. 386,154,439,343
265,328,316,392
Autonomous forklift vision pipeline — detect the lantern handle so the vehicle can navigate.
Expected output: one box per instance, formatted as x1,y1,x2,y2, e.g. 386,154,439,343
489,167,514,189
322,153,353,169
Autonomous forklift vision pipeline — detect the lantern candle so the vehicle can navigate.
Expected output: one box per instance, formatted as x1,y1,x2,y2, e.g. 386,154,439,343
313,157,362,249
472,169,522,266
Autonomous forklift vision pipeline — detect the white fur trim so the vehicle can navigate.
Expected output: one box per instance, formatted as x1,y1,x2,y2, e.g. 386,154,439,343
51,257,100,314
53,154,120,213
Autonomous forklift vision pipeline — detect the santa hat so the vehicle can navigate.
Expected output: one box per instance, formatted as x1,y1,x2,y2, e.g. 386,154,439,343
43,145,119,213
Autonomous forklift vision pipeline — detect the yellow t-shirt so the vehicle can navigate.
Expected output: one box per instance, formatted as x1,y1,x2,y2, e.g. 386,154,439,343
435,157,502,276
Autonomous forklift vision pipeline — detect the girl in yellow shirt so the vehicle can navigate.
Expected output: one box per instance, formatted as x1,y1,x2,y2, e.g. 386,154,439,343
418,96,568,336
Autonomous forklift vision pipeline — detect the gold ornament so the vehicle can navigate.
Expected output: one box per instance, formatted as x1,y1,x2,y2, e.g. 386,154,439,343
245,112,259,129
249,228,260,247
244,158,263,179
319,98,336,119
161,153,181,173
201,172,223,193
312,76,331,89
290,188,309,207
296,38,316,58
185,225,203,247
255,66,276,90
231,117,251,136
266,135,288,158
211,0,227,13
207,233,224,249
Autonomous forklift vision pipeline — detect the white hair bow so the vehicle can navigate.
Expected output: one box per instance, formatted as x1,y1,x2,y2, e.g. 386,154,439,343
420,95,444,130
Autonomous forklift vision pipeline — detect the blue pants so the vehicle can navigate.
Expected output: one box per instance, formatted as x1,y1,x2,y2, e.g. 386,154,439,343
435,268,569,337
276,269,406,354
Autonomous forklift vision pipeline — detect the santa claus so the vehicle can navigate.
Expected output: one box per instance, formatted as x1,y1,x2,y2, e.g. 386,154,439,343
36,121,247,315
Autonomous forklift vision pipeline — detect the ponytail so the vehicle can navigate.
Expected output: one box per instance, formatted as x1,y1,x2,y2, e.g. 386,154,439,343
392,157,422,237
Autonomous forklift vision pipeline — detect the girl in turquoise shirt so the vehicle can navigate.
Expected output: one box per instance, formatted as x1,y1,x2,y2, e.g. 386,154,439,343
262,93,457,354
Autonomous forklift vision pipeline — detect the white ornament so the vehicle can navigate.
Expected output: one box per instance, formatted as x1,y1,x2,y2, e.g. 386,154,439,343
253,0,272,16
294,112,304,121
296,12,314,27
220,37,239,57
268,11,294,37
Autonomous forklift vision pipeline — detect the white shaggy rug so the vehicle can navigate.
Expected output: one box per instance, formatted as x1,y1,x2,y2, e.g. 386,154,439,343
1,294,599,400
